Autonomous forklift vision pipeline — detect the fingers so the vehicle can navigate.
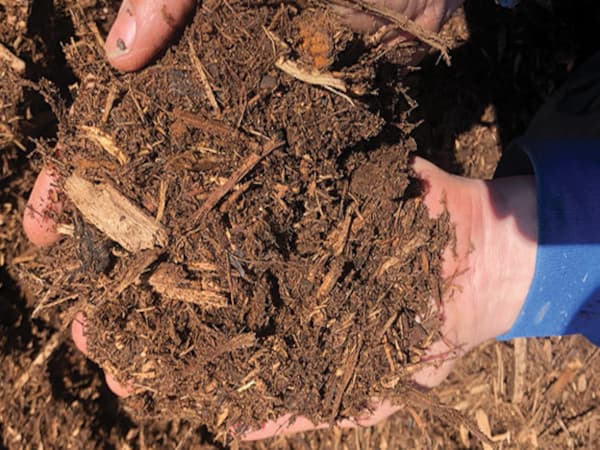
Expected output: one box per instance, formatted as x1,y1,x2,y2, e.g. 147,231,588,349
411,155,453,218
105,373,135,398
240,399,400,440
71,312,134,397
71,313,89,354
105,0,196,72
334,0,451,36
23,166,62,247
240,414,329,441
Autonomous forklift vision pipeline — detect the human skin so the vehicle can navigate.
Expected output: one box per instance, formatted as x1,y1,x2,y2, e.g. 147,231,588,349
32,157,538,439
23,0,538,441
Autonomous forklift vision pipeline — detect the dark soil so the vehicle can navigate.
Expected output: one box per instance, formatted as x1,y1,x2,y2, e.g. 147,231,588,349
2,1,600,449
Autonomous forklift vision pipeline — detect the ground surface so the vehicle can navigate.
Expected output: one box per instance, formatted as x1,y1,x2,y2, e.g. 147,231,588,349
1,0,599,449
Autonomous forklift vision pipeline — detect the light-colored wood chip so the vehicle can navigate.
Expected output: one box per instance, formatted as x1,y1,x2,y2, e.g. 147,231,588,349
275,57,353,104
475,409,493,450
80,125,130,165
512,337,527,404
0,42,25,74
317,261,343,298
64,174,167,252
149,262,228,308
14,329,66,391
156,179,168,223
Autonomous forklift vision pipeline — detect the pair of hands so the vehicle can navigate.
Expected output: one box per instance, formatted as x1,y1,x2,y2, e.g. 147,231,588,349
23,0,537,441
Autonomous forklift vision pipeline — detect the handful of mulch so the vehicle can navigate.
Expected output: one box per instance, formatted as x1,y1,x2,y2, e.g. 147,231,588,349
36,1,453,434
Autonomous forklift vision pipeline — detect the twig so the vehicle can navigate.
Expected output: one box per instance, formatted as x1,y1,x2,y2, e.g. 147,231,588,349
328,0,451,65
328,335,362,426
87,20,105,50
32,294,78,318
187,140,285,230
511,338,527,403
188,37,221,114
156,179,168,223
173,108,238,137
275,57,354,105
0,42,26,74
101,85,119,124
80,125,130,164
14,328,67,391
475,409,493,450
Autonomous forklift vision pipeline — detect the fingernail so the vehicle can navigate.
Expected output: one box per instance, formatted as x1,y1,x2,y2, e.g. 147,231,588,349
105,1,137,59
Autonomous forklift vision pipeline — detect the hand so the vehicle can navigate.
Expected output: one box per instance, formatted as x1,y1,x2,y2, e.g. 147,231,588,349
25,0,523,440
237,157,537,440
103,0,463,72
24,0,463,238
31,155,537,439
336,0,462,42
104,0,195,72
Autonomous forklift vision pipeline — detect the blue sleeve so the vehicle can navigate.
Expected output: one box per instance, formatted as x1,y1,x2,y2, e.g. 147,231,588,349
496,139,600,346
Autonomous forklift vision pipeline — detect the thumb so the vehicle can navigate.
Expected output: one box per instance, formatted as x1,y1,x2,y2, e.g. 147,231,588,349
105,0,195,72
23,166,63,248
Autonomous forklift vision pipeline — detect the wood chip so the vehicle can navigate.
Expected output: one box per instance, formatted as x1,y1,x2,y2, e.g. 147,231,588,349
111,249,162,297
0,43,25,74
149,262,228,308
275,57,353,104
495,342,505,399
156,179,168,223
80,125,130,165
187,261,220,272
64,174,167,252
511,338,527,404
101,85,120,124
327,208,353,257
475,409,493,450
317,261,344,298
547,357,583,401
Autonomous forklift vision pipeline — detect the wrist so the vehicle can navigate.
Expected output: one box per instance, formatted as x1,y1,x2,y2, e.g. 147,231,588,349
475,176,537,340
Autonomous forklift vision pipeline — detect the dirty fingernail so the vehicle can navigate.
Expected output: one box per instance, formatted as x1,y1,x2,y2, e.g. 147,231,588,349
105,1,137,59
